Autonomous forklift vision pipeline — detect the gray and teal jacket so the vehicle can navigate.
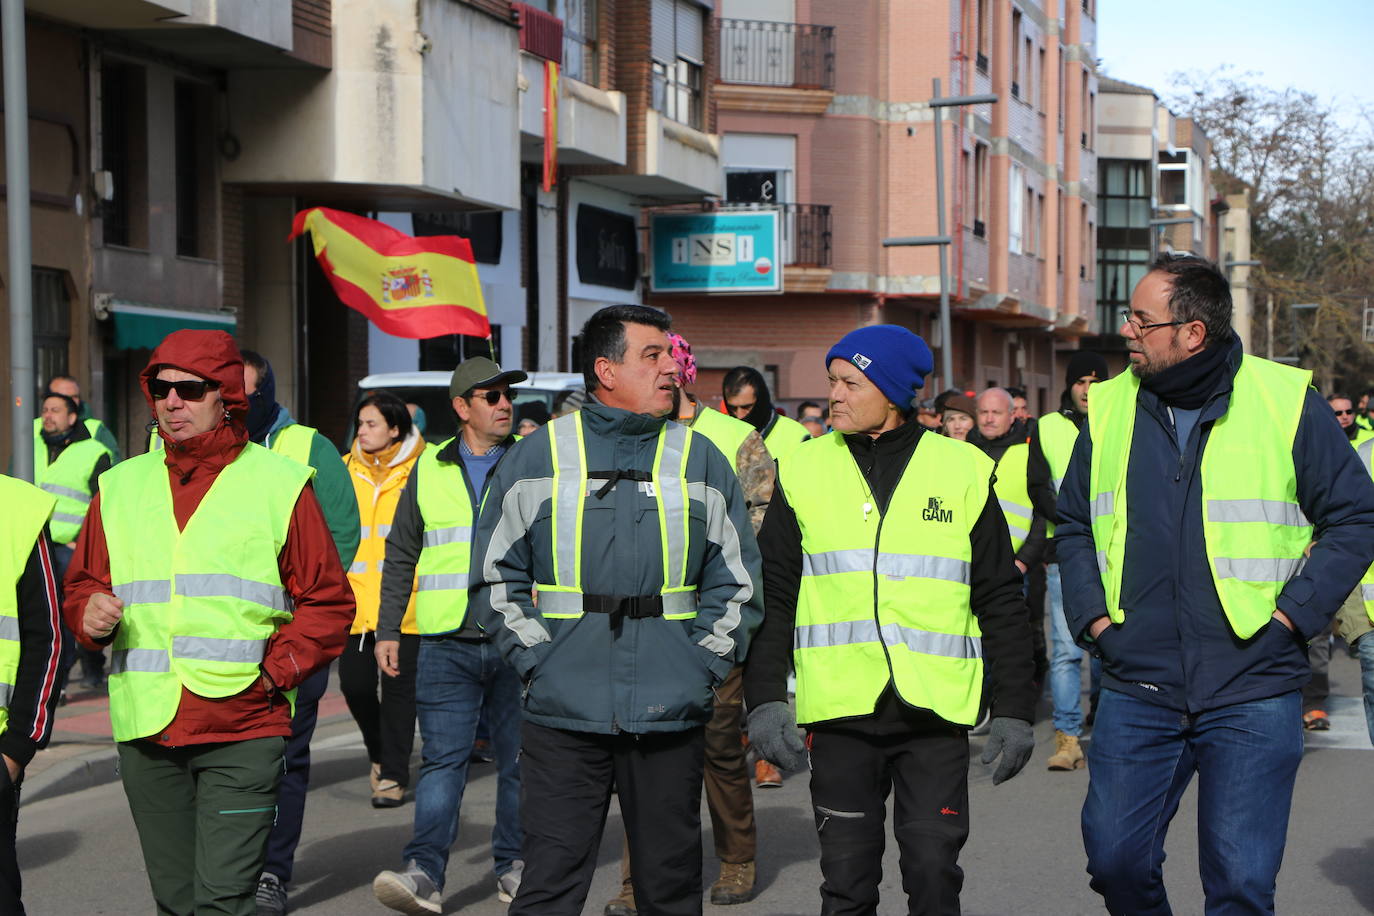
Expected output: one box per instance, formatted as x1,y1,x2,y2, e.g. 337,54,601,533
470,400,764,734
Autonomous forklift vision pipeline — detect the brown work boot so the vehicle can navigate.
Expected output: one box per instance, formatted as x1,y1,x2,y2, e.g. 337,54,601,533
603,876,637,916
709,861,756,905
1047,730,1085,771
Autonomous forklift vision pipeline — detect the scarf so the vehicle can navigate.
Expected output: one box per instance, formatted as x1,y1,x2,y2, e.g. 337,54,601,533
1139,336,1237,410
354,437,404,485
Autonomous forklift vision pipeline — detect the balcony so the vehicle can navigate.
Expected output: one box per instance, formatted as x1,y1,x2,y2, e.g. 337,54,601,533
715,18,836,115
649,201,831,292
519,51,627,168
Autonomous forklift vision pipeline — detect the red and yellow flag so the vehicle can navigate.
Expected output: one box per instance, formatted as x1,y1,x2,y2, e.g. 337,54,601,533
288,207,490,339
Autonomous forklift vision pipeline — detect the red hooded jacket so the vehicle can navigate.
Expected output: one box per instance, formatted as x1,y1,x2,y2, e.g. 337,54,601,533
63,330,355,745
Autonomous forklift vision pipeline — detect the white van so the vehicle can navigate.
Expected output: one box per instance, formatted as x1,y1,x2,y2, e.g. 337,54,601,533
356,370,584,444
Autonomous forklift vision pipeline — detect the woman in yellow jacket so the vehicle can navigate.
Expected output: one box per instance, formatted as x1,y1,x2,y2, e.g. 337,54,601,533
341,391,426,807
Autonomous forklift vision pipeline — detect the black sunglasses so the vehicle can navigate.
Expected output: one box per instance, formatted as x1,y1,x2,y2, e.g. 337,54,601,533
1334,409,1355,417
470,389,512,406
149,378,219,401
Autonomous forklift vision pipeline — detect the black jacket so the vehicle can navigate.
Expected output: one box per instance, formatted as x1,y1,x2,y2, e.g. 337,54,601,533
1058,344,1374,713
743,420,1036,732
1,537,62,767
1027,393,1087,565
969,418,1049,567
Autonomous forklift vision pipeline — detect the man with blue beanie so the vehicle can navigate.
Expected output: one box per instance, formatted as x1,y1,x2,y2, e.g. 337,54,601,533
744,325,1036,915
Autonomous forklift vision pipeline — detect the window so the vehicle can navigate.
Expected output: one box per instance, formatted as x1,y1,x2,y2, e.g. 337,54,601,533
1009,164,1025,254
1035,192,1045,257
174,80,215,258
975,0,989,72
413,211,504,264
1025,187,1037,256
1037,47,1046,112
33,268,70,401
1011,9,1022,98
973,144,989,237
726,170,786,203
652,0,705,130
1024,37,1034,102
1158,150,1190,208
561,0,598,85
1081,204,1091,278
1080,71,1090,147
420,326,503,372
100,60,147,248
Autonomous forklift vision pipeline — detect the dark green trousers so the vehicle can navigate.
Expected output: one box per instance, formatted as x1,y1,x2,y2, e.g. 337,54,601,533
118,737,286,916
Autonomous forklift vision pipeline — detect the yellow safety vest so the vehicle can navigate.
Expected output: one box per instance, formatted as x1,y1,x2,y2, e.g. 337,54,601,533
764,414,810,463
149,421,317,464
779,430,991,726
412,440,478,635
32,433,107,545
1037,411,1081,539
1088,354,1312,639
991,441,1033,553
1356,438,1374,625
344,444,426,635
101,445,312,741
0,477,56,735
690,407,754,470
536,412,699,620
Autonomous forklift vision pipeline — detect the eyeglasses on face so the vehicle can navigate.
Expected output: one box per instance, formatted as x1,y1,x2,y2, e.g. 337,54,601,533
1333,409,1355,417
470,389,512,406
1120,308,1187,335
149,378,219,401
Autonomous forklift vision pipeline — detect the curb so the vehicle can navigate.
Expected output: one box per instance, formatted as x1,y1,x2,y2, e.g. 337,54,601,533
24,746,121,805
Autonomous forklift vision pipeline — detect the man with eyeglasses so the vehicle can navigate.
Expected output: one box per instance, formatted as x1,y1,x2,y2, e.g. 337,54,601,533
62,329,355,914
1057,255,1374,914
373,356,530,915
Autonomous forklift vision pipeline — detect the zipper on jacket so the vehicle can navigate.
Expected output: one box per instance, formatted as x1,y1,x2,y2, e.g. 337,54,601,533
871,508,898,686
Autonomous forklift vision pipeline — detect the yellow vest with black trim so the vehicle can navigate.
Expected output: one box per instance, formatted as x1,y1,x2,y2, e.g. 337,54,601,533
1088,354,1312,640
0,477,56,735
690,406,753,470
345,443,426,635
1355,438,1374,625
1037,411,1082,539
412,439,478,635
536,412,699,621
764,414,810,462
101,445,313,741
991,441,1033,553
32,432,108,545
779,430,991,727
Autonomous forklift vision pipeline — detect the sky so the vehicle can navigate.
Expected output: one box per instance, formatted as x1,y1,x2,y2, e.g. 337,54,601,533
1095,1,1374,128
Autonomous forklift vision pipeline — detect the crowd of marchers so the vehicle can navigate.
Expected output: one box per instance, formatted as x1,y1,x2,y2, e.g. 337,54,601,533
3,252,1374,916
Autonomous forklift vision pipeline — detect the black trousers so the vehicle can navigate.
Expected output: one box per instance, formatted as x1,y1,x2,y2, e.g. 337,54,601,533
262,664,330,885
511,722,705,916
338,631,420,784
0,766,22,915
809,724,970,916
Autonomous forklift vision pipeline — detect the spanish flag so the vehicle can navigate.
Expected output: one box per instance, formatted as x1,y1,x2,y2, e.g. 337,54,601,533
288,207,490,339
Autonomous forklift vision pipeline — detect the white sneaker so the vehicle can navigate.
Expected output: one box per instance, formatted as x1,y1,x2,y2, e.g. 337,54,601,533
374,861,441,915
496,859,524,904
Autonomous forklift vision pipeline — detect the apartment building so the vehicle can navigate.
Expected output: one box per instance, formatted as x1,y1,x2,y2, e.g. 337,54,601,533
646,0,1100,412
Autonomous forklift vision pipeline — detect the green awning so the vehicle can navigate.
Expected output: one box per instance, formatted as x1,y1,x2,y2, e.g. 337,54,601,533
109,301,237,350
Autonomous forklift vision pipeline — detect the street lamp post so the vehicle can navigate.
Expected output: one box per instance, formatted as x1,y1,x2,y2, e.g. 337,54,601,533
3,0,33,480
883,79,997,391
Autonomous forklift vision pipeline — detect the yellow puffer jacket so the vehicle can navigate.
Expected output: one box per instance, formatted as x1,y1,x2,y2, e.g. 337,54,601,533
344,429,426,635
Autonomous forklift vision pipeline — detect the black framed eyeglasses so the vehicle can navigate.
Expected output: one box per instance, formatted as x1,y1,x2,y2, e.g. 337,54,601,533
149,378,219,401
471,389,512,406
1120,309,1187,334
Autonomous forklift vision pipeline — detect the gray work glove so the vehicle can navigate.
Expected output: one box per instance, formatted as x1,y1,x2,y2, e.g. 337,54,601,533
746,701,806,771
979,717,1035,785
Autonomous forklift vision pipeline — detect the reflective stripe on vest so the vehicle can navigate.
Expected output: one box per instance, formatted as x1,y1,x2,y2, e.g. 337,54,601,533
32,431,106,545
101,444,312,741
992,441,1033,553
412,439,477,634
779,430,991,727
1357,438,1374,625
0,478,56,736
1037,411,1081,539
537,412,699,620
1087,355,1312,639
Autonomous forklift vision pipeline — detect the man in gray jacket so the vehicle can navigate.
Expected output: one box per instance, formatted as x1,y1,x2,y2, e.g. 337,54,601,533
472,304,764,916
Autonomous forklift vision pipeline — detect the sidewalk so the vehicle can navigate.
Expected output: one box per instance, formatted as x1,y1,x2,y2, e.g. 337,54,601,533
23,676,355,805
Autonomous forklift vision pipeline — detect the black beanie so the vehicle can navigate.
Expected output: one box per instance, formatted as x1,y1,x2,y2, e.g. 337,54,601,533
1064,351,1109,390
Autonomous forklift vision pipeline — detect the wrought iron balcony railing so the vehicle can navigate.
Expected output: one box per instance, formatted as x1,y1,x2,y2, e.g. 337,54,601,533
716,18,835,91
718,202,832,267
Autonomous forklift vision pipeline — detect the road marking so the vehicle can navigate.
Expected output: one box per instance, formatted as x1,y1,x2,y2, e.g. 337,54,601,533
1302,695,1371,751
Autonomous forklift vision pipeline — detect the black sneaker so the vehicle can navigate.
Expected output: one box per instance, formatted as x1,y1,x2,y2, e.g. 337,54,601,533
255,873,287,916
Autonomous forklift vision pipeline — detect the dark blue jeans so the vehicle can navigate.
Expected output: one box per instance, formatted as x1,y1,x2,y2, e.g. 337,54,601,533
403,637,522,891
263,663,331,884
1081,688,1303,916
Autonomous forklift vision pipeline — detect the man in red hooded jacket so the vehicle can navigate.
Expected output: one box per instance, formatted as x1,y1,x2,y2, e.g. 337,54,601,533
63,330,354,915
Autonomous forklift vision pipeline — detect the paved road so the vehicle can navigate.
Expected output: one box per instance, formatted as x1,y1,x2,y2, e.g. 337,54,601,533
17,650,1374,915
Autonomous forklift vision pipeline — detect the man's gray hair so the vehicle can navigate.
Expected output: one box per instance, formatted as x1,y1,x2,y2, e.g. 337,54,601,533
976,387,1013,411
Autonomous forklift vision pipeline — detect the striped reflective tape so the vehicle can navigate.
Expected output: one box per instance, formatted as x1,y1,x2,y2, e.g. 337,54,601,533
422,525,470,548
176,574,292,612
40,482,91,503
417,573,467,591
1212,556,1303,582
1206,499,1309,527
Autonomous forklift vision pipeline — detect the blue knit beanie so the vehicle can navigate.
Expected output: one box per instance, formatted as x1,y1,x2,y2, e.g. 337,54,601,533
825,325,934,413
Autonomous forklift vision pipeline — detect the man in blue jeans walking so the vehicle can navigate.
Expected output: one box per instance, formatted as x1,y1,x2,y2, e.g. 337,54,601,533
1058,254,1374,915
371,357,528,915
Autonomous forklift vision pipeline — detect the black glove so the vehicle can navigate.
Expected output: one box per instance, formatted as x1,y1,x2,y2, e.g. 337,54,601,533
979,717,1034,785
746,701,806,771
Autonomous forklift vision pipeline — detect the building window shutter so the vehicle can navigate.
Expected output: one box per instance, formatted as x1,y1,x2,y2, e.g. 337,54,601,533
675,1,704,64
652,0,676,63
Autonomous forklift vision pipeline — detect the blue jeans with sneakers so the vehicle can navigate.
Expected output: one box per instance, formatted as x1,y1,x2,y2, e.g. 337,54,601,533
1082,688,1303,915
403,636,523,891
1047,564,1101,735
